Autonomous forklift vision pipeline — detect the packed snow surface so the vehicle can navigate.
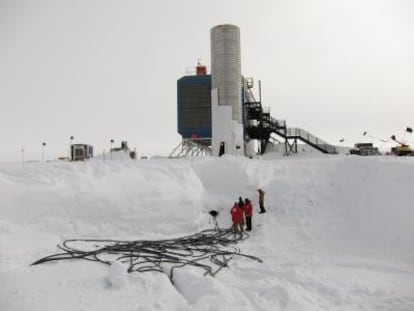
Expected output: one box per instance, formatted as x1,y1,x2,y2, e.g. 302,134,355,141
1,153,413,310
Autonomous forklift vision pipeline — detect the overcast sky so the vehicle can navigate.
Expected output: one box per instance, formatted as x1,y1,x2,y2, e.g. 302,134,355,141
1,0,413,161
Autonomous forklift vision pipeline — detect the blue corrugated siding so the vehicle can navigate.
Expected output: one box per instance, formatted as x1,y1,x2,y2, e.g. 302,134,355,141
177,75,212,139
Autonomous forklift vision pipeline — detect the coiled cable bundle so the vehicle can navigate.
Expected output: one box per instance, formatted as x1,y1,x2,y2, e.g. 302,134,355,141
31,228,262,282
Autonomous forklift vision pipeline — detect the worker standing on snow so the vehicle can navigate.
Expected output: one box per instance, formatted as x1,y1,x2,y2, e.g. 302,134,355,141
257,189,266,213
231,202,243,233
244,198,253,231
238,196,245,230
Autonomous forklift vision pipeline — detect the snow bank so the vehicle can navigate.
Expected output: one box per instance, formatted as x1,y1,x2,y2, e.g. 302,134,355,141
0,155,413,310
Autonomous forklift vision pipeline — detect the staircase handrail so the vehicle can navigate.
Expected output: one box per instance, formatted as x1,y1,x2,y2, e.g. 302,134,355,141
286,128,337,154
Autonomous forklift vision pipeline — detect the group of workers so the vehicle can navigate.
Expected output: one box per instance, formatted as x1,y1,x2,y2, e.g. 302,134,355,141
230,189,266,233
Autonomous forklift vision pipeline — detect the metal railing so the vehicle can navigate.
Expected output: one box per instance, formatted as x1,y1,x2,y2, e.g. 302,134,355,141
286,128,337,154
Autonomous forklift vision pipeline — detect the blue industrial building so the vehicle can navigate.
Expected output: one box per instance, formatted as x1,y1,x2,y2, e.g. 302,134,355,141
177,74,212,145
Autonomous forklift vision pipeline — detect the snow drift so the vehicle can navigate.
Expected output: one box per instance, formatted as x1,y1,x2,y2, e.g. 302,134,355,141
0,154,413,310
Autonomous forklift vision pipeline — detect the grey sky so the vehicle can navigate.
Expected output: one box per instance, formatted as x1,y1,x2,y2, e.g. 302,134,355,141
1,0,413,161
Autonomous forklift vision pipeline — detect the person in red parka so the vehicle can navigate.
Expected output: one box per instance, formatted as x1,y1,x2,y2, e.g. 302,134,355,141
238,197,245,230
244,198,253,231
231,202,243,233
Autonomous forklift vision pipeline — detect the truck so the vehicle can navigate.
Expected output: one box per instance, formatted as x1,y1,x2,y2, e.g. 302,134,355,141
390,135,414,156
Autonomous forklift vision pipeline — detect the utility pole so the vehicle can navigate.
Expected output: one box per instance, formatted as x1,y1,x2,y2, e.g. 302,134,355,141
42,142,47,162
110,139,114,159
69,136,74,160
21,148,25,166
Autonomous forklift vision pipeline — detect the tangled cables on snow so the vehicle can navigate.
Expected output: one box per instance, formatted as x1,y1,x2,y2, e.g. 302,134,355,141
31,228,262,282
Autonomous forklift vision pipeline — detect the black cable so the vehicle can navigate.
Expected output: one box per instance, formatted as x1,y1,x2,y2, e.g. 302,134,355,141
31,227,262,283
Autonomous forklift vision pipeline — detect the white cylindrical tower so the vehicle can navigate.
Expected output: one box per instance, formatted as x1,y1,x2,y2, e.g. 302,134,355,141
211,24,242,122
210,24,244,156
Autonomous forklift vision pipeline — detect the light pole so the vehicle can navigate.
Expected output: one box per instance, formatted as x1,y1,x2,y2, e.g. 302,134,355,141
69,136,74,160
21,148,25,166
110,139,114,159
42,142,47,162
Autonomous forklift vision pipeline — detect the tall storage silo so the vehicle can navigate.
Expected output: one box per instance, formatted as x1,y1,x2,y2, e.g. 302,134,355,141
211,24,242,122
210,24,244,156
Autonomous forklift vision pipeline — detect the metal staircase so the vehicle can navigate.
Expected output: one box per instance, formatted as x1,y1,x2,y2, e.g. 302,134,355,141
284,128,337,154
244,101,337,155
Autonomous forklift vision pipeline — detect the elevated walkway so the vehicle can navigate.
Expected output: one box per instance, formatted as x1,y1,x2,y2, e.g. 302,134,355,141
244,101,337,155
284,128,338,154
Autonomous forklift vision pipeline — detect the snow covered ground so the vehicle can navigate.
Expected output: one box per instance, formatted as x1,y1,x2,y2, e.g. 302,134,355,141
1,152,413,311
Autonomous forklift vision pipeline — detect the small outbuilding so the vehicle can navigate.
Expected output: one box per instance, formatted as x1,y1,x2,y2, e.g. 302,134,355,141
71,144,94,161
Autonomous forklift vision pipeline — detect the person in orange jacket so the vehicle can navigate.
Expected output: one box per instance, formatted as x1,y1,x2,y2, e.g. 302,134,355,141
244,198,253,231
231,202,243,233
257,188,266,213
